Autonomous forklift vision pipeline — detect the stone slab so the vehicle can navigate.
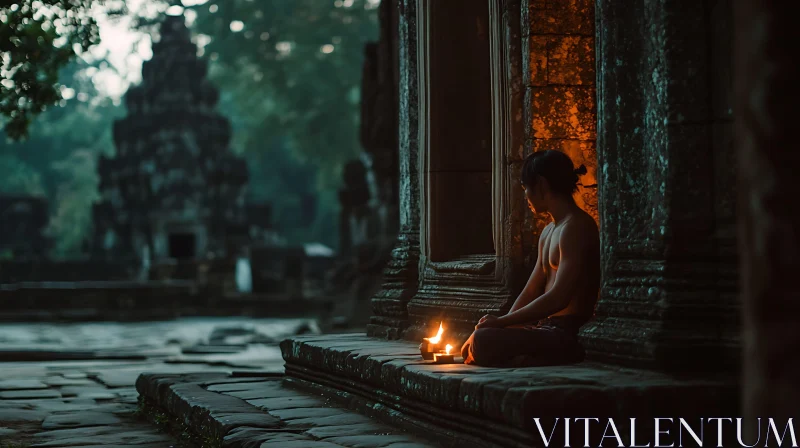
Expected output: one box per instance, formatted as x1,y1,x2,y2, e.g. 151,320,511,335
326,435,427,448
284,413,375,429
30,428,174,446
260,442,344,448
41,411,122,429
136,372,436,448
0,379,49,390
307,423,389,439
0,389,63,400
0,408,47,422
268,407,344,421
42,376,96,387
247,395,328,411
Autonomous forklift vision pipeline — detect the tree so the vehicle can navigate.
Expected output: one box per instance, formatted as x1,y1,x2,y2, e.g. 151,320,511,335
46,149,99,256
0,0,102,139
185,0,380,246
0,56,122,256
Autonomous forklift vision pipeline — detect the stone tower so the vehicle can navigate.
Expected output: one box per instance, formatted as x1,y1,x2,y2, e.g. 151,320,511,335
93,15,248,263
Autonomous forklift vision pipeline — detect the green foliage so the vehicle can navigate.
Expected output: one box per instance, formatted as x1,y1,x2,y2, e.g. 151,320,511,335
0,0,380,252
46,149,99,256
0,57,122,257
0,153,45,195
186,0,380,246
0,0,102,139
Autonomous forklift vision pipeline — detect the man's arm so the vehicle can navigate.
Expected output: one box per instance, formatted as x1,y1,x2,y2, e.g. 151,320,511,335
508,225,549,313
490,221,589,328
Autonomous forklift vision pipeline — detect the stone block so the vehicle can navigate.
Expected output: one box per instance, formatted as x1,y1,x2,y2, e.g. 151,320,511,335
0,409,47,422
286,413,374,429
457,373,507,416
0,389,62,400
306,423,389,439
529,1,594,36
247,396,327,411
41,412,122,430
325,435,424,448
260,441,343,448
219,382,296,400
546,36,595,85
398,365,465,412
531,86,596,140
268,407,343,421
0,379,48,390
211,412,280,432
224,426,297,447
528,36,548,87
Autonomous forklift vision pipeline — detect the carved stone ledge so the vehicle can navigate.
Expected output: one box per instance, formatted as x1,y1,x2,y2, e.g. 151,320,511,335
281,334,739,448
406,257,513,341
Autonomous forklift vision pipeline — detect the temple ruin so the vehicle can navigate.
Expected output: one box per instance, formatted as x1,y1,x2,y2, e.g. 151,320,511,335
280,0,748,445
92,16,249,265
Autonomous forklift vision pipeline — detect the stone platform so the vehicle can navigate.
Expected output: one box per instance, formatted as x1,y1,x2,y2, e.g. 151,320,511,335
280,334,740,447
136,372,436,447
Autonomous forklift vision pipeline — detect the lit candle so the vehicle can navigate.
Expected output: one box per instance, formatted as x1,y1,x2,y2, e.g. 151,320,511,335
434,344,455,364
420,322,445,360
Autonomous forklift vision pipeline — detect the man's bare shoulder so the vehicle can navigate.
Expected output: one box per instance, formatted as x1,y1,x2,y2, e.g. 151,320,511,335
561,211,599,245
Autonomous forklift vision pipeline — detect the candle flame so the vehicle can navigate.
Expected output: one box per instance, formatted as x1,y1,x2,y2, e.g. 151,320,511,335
445,344,452,355
425,322,444,344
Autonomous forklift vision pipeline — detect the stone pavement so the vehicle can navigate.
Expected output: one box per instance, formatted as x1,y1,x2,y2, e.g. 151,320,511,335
136,372,436,447
0,318,313,447
0,361,177,447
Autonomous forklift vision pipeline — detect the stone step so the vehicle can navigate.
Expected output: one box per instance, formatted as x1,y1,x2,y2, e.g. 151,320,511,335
135,371,436,447
280,334,740,447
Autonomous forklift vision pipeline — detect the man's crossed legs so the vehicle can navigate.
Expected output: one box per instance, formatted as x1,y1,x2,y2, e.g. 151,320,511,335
461,318,585,367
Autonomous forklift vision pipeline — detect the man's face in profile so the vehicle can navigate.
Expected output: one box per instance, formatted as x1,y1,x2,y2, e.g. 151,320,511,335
522,182,543,214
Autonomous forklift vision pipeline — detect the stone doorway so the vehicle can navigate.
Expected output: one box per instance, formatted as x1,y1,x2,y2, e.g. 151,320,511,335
368,0,599,342
168,232,196,260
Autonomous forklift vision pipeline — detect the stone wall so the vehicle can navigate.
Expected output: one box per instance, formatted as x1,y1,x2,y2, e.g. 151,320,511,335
523,0,597,230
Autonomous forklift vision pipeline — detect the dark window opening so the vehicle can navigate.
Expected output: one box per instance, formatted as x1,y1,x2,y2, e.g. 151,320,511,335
168,233,196,259
427,0,494,261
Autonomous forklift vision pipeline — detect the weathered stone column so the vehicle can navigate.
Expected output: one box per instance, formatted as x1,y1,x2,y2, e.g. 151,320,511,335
735,0,800,430
580,0,738,371
367,0,420,339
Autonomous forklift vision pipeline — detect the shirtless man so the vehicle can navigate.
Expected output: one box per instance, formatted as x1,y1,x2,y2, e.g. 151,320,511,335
461,150,601,367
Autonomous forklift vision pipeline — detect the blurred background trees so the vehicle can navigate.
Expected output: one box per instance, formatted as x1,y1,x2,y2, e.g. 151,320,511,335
0,0,380,256
0,0,101,139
